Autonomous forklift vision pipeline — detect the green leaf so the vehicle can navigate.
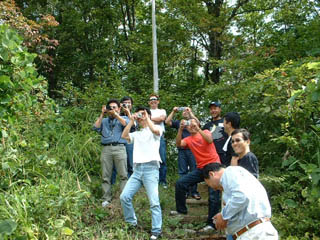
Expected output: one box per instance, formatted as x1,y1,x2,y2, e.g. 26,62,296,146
61,227,73,236
311,90,320,102
288,90,303,106
0,219,17,235
306,62,320,70
284,199,297,208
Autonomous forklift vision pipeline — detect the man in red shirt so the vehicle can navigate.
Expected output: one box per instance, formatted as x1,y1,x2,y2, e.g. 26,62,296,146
171,118,221,230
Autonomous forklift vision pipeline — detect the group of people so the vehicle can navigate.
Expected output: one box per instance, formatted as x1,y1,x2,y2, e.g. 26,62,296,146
92,94,278,240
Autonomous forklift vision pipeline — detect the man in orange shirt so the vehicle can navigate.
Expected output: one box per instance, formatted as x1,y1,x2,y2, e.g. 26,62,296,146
171,119,221,231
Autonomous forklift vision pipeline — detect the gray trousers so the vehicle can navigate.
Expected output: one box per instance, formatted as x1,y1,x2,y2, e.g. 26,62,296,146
101,145,128,201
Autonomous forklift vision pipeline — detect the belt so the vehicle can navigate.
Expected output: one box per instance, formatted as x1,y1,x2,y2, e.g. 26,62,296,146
102,143,125,146
232,218,270,240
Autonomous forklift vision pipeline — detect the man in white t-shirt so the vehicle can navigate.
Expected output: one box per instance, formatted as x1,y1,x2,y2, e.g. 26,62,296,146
120,107,162,240
148,93,167,188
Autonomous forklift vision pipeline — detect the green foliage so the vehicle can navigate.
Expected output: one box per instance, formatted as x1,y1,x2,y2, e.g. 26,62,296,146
0,25,51,125
203,57,320,237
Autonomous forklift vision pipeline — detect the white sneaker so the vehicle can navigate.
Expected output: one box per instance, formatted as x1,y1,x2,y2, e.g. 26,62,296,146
200,225,215,232
102,201,110,207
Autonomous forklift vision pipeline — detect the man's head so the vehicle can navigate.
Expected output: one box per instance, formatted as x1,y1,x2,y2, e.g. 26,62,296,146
223,112,240,134
106,99,121,113
202,163,224,190
185,118,200,135
208,101,222,120
135,106,151,124
121,96,133,110
182,108,191,119
148,93,159,109
231,128,251,158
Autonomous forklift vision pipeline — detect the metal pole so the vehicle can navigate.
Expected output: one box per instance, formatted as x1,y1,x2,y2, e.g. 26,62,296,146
152,0,159,93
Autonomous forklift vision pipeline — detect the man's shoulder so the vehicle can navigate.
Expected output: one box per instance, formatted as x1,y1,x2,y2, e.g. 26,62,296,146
241,152,258,160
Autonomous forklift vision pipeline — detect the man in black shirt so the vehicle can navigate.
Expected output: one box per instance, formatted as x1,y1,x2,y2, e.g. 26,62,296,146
222,112,240,167
203,101,229,163
231,128,259,178
201,101,228,232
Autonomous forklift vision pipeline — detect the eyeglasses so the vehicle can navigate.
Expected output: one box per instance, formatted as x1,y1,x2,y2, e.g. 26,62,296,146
149,97,158,101
231,138,244,144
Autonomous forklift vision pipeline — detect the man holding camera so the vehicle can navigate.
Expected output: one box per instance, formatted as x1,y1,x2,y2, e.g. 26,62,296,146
165,107,200,199
120,107,163,240
93,99,129,208
171,119,221,232
111,96,136,184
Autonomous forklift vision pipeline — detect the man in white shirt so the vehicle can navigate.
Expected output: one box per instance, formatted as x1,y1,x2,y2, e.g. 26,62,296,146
203,163,278,240
120,107,162,240
148,94,167,188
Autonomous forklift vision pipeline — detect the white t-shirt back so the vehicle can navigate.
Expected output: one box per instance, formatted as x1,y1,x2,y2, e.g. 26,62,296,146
129,126,163,164
150,108,166,133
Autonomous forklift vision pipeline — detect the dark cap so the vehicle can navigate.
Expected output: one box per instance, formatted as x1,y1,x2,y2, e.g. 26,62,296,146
208,101,221,108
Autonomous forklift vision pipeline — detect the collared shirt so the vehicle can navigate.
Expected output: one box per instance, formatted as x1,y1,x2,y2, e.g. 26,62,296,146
221,166,272,235
92,116,129,144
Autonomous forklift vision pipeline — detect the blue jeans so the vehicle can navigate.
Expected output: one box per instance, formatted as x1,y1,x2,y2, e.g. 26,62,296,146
175,168,220,225
126,143,134,177
111,143,134,184
159,136,167,185
178,148,198,196
120,161,162,235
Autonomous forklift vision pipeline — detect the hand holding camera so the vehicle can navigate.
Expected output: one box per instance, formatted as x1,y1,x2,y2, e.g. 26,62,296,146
180,119,190,129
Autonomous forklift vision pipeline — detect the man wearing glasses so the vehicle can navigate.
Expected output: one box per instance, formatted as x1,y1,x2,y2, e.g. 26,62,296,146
148,94,168,188
93,99,129,208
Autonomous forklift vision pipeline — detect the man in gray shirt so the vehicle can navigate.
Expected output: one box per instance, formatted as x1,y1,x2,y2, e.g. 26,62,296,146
202,163,278,240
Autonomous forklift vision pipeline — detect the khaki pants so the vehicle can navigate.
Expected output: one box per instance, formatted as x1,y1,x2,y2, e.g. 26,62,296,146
101,145,128,201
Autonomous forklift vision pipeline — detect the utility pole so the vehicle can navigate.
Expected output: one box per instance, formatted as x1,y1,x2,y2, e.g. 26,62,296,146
152,0,159,93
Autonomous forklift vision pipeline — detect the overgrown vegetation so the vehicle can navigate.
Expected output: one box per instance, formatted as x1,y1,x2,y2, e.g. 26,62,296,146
1,0,320,239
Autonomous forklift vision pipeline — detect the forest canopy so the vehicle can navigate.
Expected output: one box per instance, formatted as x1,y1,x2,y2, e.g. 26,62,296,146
0,0,320,239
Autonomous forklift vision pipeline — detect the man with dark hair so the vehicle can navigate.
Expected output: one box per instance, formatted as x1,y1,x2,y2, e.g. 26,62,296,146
120,96,136,178
171,119,221,232
230,128,259,178
93,99,129,207
165,107,200,199
111,96,136,184
120,106,162,240
148,93,167,188
222,112,241,167
202,101,228,232
203,101,229,167
202,163,278,240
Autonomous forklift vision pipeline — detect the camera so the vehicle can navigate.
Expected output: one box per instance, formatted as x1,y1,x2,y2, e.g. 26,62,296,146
178,107,186,111
137,113,143,118
106,105,116,111
122,103,130,108
184,120,191,126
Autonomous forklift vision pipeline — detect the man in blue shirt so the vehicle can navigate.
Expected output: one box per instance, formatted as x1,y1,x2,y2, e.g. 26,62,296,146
93,99,129,208
202,163,278,240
